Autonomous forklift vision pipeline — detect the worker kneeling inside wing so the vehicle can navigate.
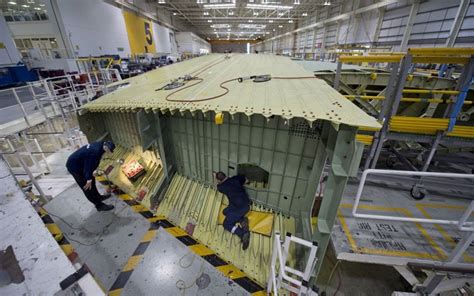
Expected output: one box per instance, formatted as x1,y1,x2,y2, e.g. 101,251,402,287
66,141,115,212
214,171,251,250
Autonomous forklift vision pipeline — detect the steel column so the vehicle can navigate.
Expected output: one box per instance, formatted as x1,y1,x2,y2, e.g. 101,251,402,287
445,0,470,47
310,124,361,282
399,0,420,51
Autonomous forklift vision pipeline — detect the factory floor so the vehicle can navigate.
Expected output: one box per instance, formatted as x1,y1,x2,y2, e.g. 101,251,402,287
31,151,412,295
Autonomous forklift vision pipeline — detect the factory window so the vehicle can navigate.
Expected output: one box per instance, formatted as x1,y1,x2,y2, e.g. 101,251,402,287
237,163,269,189
2,0,49,22
14,37,64,59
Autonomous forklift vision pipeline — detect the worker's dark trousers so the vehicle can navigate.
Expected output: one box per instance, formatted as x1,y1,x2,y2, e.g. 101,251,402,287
223,205,250,238
69,173,103,207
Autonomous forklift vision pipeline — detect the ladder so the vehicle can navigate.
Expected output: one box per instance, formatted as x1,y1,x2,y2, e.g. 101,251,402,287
267,232,319,295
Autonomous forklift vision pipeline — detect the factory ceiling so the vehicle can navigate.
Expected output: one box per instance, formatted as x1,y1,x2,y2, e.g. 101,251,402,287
153,0,342,41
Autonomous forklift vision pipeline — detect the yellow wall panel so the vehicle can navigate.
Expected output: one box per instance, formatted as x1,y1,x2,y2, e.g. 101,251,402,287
123,10,156,54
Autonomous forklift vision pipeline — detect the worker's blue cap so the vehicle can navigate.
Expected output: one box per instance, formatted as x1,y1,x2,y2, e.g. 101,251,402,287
104,141,115,152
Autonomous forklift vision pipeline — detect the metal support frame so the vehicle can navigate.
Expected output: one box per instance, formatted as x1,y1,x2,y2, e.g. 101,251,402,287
372,7,385,44
310,123,362,283
12,88,31,127
365,55,409,170
399,0,420,51
445,0,470,47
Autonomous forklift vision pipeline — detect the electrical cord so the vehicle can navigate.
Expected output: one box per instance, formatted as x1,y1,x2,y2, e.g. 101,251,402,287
164,76,320,103
157,54,321,103
44,190,124,246
324,256,342,296
0,173,12,179
175,251,205,296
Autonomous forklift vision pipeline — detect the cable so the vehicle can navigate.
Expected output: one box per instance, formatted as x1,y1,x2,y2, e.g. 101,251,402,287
175,252,205,296
164,76,320,103
0,173,12,179
44,192,124,247
324,257,342,296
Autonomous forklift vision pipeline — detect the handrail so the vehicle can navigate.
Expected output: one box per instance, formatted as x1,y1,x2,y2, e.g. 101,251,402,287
408,47,474,56
339,55,404,63
352,169,474,231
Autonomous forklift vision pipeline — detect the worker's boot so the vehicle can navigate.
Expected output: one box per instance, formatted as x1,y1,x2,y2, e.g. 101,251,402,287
241,230,250,251
240,217,249,231
96,203,114,212
100,193,112,201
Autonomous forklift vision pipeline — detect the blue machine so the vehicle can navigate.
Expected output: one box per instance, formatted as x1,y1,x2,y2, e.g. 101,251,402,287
0,65,39,88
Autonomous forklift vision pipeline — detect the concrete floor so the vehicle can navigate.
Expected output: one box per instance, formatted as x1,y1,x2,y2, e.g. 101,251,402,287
44,184,150,291
123,228,248,296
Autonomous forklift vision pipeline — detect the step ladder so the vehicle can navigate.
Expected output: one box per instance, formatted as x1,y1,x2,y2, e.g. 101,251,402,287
267,232,319,296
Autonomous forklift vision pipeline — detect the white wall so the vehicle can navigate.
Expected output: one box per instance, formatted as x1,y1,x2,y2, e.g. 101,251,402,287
176,32,211,55
29,58,78,72
0,12,22,65
153,22,176,54
56,0,131,57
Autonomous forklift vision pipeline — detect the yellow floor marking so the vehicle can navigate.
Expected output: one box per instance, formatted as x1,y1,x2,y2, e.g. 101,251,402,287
147,215,166,222
118,194,133,201
217,265,247,279
416,204,474,263
252,291,267,296
338,203,445,259
189,244,215,256
337,210,359,252
122,255,143,272
141,230,157,242
131,204,149,213
60,244,74,256
165,226,188,237
46,223,62,235
108,289,122,296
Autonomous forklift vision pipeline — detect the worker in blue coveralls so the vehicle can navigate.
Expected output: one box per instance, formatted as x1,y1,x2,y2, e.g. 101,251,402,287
214,171,251,250
66,141,115,212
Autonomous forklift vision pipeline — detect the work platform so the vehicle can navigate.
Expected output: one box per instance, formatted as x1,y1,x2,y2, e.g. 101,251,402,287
333,180,474,266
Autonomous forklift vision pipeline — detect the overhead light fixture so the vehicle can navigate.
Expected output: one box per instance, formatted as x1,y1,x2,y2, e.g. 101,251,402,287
158,0,165,3
278,25,283,28
208,19,213,23
294,0,300,4
21,4,29,7
34,7,41,10
203,3,236,9
39,3,45,6
273,29,276,31
7,1,16,5
239,24,266,29
247,4,293,10
211,23,231,28
203,11,209,15
324,1,331,5
173,12,177,15
228,11,234,15
248,19,253,22
253,12,259,16
278,12,285,16
288,20,293,23
302,12,307,16
268,19,273,23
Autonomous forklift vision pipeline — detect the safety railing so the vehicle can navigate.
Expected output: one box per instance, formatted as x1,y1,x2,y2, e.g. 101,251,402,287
0,69,121,134
353,169,474,232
